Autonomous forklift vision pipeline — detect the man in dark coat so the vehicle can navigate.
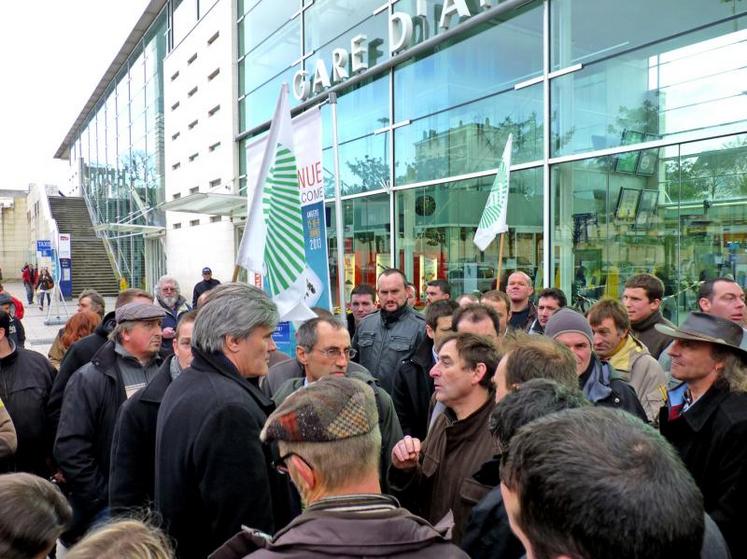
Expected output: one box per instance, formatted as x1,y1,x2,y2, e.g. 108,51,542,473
211,376,468,559
0,310,55,477
47,288,154,438
622,273,674,358
192,267,220,307
392,300,458,439
155,275,192,354
544,308,647,422
109,310,196,513
155,283,293,559
54,302,165,546
657,312,747,558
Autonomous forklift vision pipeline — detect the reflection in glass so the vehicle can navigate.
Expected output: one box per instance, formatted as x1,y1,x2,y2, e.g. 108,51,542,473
304,0,384,53
551,133,747,323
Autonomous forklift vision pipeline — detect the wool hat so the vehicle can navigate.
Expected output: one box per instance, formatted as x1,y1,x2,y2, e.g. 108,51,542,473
0,293,12,306
544,307,594,345
114,302,166,323
261,376,378,444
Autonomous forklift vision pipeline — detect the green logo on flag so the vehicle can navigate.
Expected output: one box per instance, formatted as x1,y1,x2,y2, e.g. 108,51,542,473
263,143,306,296
477,159,508,230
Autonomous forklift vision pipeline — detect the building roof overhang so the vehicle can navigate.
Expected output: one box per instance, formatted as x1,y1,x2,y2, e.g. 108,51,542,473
159,192,247,216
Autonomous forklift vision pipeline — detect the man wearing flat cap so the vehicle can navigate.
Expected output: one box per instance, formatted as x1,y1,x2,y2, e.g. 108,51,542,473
54,301,165,546
658,312,747,558
211,376,467,559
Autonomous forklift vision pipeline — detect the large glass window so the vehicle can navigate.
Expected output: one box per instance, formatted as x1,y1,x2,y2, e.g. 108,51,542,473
395,169,543,304
551,15,747,156
304,0,385,54
550,0,747,70
241,19,301,95
239,0,296,57
326,193,391,307
551,132,747,323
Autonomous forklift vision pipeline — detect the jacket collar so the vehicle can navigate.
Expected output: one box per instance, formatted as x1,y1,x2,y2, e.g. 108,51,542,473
190,346,276,413
0,340,18,366
681,380,731,433
631,309,664,331
95,311,116,339
139,355,175,404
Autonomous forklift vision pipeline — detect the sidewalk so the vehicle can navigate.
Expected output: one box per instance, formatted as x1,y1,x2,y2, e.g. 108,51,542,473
3,280,117,356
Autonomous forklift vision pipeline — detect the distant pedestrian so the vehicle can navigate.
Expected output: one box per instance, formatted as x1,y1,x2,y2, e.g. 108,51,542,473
505,272,536,332
528,287,566,335
347,283,376,339
192,266,220,308
37,268,54,310
622,273,673,359
212,376,468,559
21,263,34,304
425,279,451,305
0,473,72,559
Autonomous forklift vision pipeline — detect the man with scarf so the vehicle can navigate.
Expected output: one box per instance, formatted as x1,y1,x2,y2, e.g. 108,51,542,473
544,307,646,421
353,269,425,394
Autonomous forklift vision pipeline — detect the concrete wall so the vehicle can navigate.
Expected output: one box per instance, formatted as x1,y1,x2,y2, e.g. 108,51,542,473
0,195,31,279
162,0,238,293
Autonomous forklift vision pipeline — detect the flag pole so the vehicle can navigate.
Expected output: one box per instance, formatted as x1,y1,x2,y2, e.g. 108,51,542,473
329,92,347,325
497,232,505,290
232,265,240,282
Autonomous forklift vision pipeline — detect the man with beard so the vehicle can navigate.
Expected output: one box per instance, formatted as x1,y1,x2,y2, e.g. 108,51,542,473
353,269,425,394
155,275,192,354
54,302,165,548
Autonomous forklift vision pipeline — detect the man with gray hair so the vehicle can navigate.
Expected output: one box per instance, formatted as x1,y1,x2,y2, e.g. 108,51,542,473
54,301,166,547
155,275,192,353
212,376,467,558
155,283,293,559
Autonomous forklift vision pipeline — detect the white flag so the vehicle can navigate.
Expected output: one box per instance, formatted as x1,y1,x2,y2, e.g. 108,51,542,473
474,134,513,252
236,83,316,321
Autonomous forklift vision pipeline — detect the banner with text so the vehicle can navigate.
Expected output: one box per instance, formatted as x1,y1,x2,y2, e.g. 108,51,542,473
245,106,331,352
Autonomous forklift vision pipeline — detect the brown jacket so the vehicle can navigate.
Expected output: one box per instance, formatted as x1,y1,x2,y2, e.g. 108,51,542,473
210,495,468,559
388,395,498,544
0,397,18,459
608,335,666,423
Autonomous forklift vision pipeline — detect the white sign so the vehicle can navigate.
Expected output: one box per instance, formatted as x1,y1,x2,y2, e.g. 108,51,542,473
58,233,72,259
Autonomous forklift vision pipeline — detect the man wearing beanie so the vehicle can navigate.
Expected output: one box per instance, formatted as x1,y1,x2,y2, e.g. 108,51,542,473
544,308,647,421
210,376,467,559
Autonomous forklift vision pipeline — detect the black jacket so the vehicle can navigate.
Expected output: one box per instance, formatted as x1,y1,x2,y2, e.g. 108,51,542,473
0,345,55,476
109,356,174,513
192,278,221,307
660,381,747,558
47,311,115,436
392,336,435,440
460,456,524,559
53,340,128,541
155,348,294,559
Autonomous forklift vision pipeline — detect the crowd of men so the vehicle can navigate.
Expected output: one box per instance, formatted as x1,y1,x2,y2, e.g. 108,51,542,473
0,267,746,558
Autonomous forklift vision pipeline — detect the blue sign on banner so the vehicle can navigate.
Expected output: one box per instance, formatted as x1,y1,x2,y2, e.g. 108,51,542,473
272,321,292,344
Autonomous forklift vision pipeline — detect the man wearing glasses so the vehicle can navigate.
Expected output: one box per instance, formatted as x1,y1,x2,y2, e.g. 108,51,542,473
213,376,467,558
273,317,402,490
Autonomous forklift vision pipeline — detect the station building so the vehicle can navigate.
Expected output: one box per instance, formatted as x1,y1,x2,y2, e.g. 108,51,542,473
55,0,747,320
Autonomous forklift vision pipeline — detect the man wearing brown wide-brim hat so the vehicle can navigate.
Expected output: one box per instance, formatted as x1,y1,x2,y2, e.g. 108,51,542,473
656,312,747,557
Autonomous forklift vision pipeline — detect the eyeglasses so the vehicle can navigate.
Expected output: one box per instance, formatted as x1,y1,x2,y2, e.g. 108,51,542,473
271,451,311,475
314,347,357,359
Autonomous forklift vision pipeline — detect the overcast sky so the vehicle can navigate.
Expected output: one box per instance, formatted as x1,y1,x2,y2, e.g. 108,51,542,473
0,1,149,190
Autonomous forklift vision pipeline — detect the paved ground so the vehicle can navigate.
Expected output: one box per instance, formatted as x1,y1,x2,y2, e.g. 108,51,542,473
3,280,117,357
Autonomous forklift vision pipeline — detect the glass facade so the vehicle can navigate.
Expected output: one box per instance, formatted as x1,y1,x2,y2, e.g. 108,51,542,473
69,9,168,289
235,0,747,316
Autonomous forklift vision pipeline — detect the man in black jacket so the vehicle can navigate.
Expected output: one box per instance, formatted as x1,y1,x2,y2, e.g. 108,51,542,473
544,308,647,422
192,266,220,308
392,300,458,439
47,288,154,438
155,283,293,559
109,310,197,513
54,302,165,546
0,310,55,476
657,312,747,558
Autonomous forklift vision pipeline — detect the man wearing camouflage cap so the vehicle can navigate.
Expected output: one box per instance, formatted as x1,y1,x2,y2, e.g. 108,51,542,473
211,375,467,559
54,301,165,547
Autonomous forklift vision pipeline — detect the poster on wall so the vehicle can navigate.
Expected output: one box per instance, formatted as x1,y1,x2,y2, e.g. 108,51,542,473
245,106,331,354
57,233,73,298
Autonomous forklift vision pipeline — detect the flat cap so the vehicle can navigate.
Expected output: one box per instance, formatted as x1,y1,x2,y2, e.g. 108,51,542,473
115,302,166,323
261,376,378,444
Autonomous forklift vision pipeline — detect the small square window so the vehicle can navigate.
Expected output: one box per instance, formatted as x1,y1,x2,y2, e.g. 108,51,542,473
208,68,220,81
187,53,197,64
208,105,220,117
188,86,198,97
190,219,200,226
173,223,182,229
207,31,219,45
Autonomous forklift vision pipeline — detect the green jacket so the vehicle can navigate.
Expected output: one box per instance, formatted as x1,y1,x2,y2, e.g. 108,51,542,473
274,369,403,492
